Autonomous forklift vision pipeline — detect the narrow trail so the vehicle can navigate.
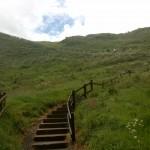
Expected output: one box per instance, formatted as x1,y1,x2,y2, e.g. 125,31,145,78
25,72,133,150
28,104,70,150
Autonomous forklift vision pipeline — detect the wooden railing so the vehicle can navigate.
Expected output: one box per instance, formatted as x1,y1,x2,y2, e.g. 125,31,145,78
0,92,6,117
67,80,94,142
66,70,133,142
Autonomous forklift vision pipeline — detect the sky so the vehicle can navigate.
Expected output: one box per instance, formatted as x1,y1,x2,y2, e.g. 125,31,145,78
0,0,150,41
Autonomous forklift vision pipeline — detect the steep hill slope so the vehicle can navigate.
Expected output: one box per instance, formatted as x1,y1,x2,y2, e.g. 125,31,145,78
0,27,150,149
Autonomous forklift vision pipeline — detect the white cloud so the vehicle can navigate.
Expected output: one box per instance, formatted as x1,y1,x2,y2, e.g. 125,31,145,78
0,0,150,41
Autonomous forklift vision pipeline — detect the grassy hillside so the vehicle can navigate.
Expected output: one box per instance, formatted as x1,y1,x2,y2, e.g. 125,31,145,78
76,71,150,150
0,27,150,149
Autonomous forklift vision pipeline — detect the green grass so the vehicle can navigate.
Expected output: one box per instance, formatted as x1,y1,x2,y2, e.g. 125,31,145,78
0,27,150,149
76,72,150,150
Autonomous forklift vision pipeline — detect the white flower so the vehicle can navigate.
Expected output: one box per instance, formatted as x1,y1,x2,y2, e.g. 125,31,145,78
133,123,136,127
134,118,138,122
134,136,137,139
131,129,136,133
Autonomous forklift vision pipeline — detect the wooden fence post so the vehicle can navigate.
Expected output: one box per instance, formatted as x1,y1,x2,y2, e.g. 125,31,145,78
90,80,93,91
128,70,132,76
0,93,1,112
72,90,76,110
71,112,75,142
119,73,122,78
83,84,87,98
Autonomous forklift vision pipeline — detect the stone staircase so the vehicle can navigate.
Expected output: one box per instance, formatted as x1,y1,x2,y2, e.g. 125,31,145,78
32,104,69,150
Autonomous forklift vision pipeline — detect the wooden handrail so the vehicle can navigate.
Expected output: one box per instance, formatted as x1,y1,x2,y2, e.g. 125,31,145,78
67,101,71,119
0,95,6,103
0,92,6,117
66,70,134,143
66,81,93,142
67,114,72,134
75,86,84,93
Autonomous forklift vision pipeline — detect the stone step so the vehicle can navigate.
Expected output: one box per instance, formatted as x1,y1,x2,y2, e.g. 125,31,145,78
32,104,70,150
37,149,68,150
61,104,67,108
34,134,67,142
36,128,69,135
52,111,67,115
43,118,67,123
47,114,67,118
56,108,67,111
46,149,68,150
39,122,68,128
32,141,68,149
48,149,68,150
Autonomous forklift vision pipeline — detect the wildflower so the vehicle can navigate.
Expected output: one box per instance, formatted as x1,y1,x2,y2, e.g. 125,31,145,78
133,123,136,127
126,122,130,128
134,136,137,139
137,140,140,143
131,129,136,133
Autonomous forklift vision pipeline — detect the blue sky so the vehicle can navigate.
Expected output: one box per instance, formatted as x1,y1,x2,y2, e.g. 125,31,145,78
37,14,74,36
0,0,150,41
